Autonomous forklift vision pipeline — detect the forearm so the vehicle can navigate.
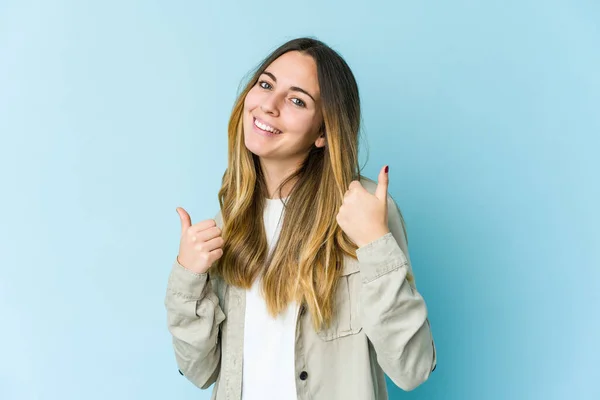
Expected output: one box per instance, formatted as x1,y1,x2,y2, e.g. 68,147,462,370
165,260,226,389
357,232,436,391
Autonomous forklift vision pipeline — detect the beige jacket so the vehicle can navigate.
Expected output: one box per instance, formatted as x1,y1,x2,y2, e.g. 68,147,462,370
165,178,437,399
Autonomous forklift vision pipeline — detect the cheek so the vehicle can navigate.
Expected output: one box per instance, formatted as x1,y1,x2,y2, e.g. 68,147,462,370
244,88,260,111
290,112,320,136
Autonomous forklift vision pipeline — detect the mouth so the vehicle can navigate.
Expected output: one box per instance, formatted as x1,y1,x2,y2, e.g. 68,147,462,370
253,117,282,135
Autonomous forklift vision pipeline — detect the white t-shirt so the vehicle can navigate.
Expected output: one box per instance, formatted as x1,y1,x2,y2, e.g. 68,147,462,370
242,197,299,400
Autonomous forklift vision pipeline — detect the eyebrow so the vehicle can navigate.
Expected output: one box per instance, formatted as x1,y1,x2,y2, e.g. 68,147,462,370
262,71,316,103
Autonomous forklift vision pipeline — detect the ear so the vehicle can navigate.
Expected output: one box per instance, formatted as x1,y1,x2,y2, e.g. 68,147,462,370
314,131,326,148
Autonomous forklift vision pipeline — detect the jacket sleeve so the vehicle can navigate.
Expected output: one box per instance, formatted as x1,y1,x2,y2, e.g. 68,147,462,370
355,195,437,391
164,258,226,389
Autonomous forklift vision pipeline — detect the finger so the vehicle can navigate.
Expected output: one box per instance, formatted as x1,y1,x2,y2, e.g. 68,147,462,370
195,235,224,253
193,225,222,242
374,165,389,202
190,218,217,233
176,207,192,235
205,248,224,265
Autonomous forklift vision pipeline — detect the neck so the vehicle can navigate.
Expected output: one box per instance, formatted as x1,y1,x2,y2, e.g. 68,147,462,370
259,157,302,199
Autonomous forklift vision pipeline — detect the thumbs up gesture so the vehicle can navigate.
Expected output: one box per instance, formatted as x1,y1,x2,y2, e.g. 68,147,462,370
336,165,391,248
176,207,225,274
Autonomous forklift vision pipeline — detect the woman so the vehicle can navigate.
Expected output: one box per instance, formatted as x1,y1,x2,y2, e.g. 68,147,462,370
165,37,437,400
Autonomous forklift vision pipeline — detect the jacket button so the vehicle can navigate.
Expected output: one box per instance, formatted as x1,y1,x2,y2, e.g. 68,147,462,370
299,371,308,380
178,369,184,376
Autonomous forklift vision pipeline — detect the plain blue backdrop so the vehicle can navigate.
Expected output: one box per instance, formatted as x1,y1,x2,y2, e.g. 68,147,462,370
1,0,598,399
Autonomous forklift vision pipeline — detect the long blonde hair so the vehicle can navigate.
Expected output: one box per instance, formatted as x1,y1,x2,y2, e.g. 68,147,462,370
212,38,362,331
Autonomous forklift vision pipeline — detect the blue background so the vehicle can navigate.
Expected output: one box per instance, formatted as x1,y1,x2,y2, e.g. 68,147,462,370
1,0,598,399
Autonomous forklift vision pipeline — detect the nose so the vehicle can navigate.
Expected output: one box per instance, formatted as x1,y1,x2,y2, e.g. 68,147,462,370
260,93,280,117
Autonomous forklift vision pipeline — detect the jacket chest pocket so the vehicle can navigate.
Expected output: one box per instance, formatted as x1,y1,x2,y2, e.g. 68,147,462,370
316,257,362,341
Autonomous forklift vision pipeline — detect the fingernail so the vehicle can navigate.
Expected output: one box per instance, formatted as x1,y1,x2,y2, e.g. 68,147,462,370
385,165,389,173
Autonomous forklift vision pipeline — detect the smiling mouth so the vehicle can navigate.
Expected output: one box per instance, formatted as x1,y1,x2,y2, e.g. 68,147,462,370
253,117,282,134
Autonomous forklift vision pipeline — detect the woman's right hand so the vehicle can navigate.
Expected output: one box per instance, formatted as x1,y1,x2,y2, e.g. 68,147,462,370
176,207,224,274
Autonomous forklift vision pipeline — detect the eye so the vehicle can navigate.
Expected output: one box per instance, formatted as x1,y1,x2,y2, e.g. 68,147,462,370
258,80,272,90
291,98,306,108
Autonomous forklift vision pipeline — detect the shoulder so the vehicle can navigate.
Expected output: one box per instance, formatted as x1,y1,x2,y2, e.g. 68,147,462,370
213,209,224,229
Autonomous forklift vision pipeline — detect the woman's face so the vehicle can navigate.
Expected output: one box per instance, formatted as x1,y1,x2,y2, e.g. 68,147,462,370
243,51,325,161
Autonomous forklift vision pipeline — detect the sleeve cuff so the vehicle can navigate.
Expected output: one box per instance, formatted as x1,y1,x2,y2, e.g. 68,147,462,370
356,232,409,283
166,259,210,300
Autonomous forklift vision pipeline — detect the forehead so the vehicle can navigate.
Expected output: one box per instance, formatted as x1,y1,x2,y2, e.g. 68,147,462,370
264,51,320,96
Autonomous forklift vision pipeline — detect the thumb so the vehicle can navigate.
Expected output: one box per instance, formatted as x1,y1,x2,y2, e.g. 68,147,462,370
176,207,192,234
375,165,389,203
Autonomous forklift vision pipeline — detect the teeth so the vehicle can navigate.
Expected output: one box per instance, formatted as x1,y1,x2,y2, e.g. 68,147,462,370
254,118,281,134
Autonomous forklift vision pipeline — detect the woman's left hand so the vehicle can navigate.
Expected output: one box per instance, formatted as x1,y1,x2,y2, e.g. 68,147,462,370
336,165,391,248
